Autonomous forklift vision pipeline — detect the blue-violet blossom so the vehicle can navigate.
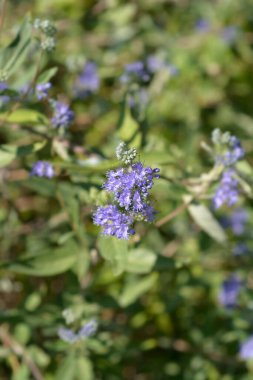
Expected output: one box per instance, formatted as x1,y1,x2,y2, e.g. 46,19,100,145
75,61,100,98
213,169,239,209
30,161,54,178
93,205,134,240
218,275,242,309
36,82,51,100
240,336,253,360
58,319,98,344
51,101,74,129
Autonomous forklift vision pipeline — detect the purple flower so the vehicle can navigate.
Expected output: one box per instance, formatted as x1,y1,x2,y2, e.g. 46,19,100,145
58,320,98,344
120,61,150,83
75,61,100,98
93,205,134,239
127,88,149,110
167,64,179,76
240,336,253,360
0,82,8,91
219,275,242,308
233,243,248,256
221,26,238,44
216,136,244,167
146,56,164,73
213,169,239,209
36,82,51,100
51,101,74,129
229,208,248,235
58,327,78,343
30,161,54,178
103,162,160,216
78,319,98,339
195,19,210,33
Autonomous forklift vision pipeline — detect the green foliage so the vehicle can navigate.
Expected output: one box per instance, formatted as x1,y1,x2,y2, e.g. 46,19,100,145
1,1,253,379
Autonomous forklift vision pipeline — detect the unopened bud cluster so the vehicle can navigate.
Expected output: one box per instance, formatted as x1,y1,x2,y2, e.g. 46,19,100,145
116,142,137,164
34,18,57,52
0,70,9,81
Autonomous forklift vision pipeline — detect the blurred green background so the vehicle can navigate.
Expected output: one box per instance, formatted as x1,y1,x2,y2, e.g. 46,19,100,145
1,0,253,379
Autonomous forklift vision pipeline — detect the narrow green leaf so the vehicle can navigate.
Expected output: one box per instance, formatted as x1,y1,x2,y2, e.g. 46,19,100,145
0,140,46,167
0,109,48,125
117,99,141,147
188,203,227,244
37,67,58,84
1,239,78,276
0,17,32,75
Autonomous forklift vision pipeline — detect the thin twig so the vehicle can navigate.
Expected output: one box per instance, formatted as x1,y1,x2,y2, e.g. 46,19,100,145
0,326,44,380
155,200,191,228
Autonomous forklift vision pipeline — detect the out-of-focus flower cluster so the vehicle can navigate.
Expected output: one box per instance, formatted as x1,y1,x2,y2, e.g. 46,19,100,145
212,129,244,209
58,319,98,344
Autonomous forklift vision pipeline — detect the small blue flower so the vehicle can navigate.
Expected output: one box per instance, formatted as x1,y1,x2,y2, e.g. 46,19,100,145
58,320,97,344
233,243,249,256
240,336,253,360
213,169,239,209
36,82,51,100
30,161,54,178
120,61,150,83
195,19,210,33
219,275,242,309
93,205,134,240
51,101,74,129
146,56,164,73
78,319,98,339
229,208,248,235
58,327,78,343
221,26,238,44
0,82,8,91
75,61,100,98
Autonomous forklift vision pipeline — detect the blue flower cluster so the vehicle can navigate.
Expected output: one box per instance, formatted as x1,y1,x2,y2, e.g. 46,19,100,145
58,319,97,344
74,61,100,98
93,153,160,239
51,101,74,129
212,130,244,209
218,275,242,309
221,208,248,236
120,56,177,84
30,161,54,178
213,169,238,209
212,129,244,167
36,82,51,100
240,336,253,360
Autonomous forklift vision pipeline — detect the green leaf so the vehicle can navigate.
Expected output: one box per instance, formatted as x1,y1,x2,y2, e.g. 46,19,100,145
118,273,158,307
188,203,227,244
97,236,128,275
37,67,58,84
56,353,76,380
0,140,46,167
76,357,94,380
125,248,157,274
117,99,141,147
0,17,32,76
0,239,78,276
20,177,57,197
0,109,48,125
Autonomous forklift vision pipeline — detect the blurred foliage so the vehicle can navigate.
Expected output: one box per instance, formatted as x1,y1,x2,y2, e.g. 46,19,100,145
1,0,253,379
